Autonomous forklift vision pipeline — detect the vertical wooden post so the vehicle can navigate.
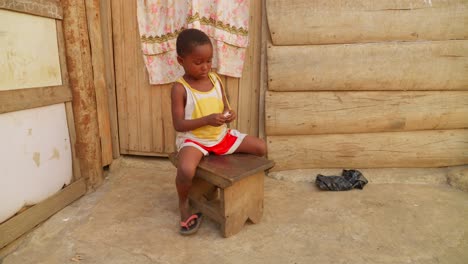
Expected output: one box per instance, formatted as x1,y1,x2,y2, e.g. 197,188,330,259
258,0,269,140
100,0,121,159
84,0,114,166
62,0,103,189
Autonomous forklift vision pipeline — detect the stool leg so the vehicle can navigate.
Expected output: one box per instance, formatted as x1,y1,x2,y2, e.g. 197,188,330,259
247,198,263,224
189,177,217,201
220,172,264,237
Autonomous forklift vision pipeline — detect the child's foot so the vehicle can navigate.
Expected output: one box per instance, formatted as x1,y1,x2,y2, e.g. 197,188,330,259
179,212,203,236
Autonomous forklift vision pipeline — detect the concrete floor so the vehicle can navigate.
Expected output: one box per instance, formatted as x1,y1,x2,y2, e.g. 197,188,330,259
2,157,468,264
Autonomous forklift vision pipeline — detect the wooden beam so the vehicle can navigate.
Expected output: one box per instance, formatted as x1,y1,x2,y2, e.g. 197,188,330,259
123,149,168,157
56,21,69,91
266,0,468,45
100,0,120,159
0,0,62,19
0,179,86,249
111,0,129,155
267,129,468,171
150,83,164,154
65,102,82,182
266,91,468,135
238,0,262,136
268,40,468,91
225,77,240,130
62,0,103,189
268,167,449,185
0,85,72,114
258,0,270,139
161,85,176,153
84,0,113,166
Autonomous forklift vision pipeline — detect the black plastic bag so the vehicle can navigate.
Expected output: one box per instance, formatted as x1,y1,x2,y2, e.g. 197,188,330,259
315,169,368,191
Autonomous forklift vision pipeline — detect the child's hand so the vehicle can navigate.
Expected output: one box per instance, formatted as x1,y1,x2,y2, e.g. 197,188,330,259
224,110,236,123
204,113,227,127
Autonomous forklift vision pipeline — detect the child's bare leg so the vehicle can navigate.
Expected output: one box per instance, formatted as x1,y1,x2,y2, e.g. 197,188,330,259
175,147,204,222
235,135,266,156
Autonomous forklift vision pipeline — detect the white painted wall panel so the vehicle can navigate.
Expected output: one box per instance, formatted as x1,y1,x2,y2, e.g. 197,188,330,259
0,9,62,91
0,103,72,223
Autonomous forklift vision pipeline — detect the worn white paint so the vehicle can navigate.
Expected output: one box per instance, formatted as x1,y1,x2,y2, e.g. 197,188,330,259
0,104,72,223
0,9,62,91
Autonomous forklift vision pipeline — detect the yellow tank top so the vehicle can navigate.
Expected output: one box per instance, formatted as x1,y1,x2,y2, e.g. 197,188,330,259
176,72,228,144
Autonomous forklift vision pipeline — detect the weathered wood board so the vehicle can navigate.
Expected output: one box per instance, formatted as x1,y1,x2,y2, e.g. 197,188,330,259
0,179,86,249
84,0,113,166
265,91,468,135
266,0,468,45
267,40,468,91
267,129,468,170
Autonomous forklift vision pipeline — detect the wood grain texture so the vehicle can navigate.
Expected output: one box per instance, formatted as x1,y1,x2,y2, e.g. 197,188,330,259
161,85,175,153
84,0,113,166
111,0,129,154
266,0,468,45
56,21,69,95
266,91,468,135
0,0,62,19
169,153,274,188
259,0,269,139
60,22,81,181
225,76,240,130
65,102,82,182
267,130,468,170
238,0,262,136
100,0,120,159
268,167,450,185
0,85,71,114
189,178,224,223
221,171,264,237
125,0,140,152
112,0,177,155
150,84,164,154
268,40,468,91
0,179,86,249
63,0,103,188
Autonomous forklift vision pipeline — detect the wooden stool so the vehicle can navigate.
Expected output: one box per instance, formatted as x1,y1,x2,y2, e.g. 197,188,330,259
169,153,274,237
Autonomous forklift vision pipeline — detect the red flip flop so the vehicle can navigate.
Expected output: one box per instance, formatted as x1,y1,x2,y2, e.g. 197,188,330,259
179,213,203,236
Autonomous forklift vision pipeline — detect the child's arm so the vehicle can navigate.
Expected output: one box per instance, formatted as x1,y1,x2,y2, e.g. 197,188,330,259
171,82,226,132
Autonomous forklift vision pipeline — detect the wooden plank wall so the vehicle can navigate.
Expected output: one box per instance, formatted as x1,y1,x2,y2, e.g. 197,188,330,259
265,0,468,171
110,0,262,156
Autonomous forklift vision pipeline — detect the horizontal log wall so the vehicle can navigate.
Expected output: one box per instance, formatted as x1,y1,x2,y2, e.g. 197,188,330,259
265,0,468,171
268,130,468,171
266,0,468,45
266,91,468,135
268,41,468,91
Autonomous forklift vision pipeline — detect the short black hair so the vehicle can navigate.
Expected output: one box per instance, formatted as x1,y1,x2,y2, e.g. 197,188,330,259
176,28,212,57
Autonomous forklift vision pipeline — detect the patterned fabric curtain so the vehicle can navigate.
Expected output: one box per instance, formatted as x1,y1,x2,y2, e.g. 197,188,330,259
137,0,250,84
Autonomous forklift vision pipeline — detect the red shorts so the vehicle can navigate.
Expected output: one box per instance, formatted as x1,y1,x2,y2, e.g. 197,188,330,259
183,129,245,155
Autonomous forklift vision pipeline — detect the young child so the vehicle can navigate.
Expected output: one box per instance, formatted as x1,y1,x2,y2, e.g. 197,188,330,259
171,28,266,235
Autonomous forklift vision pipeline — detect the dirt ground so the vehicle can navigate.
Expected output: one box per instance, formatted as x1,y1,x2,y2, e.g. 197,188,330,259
1,157,468,264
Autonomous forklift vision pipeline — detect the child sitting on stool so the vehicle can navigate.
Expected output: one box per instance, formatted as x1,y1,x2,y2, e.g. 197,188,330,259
171,28,266,235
